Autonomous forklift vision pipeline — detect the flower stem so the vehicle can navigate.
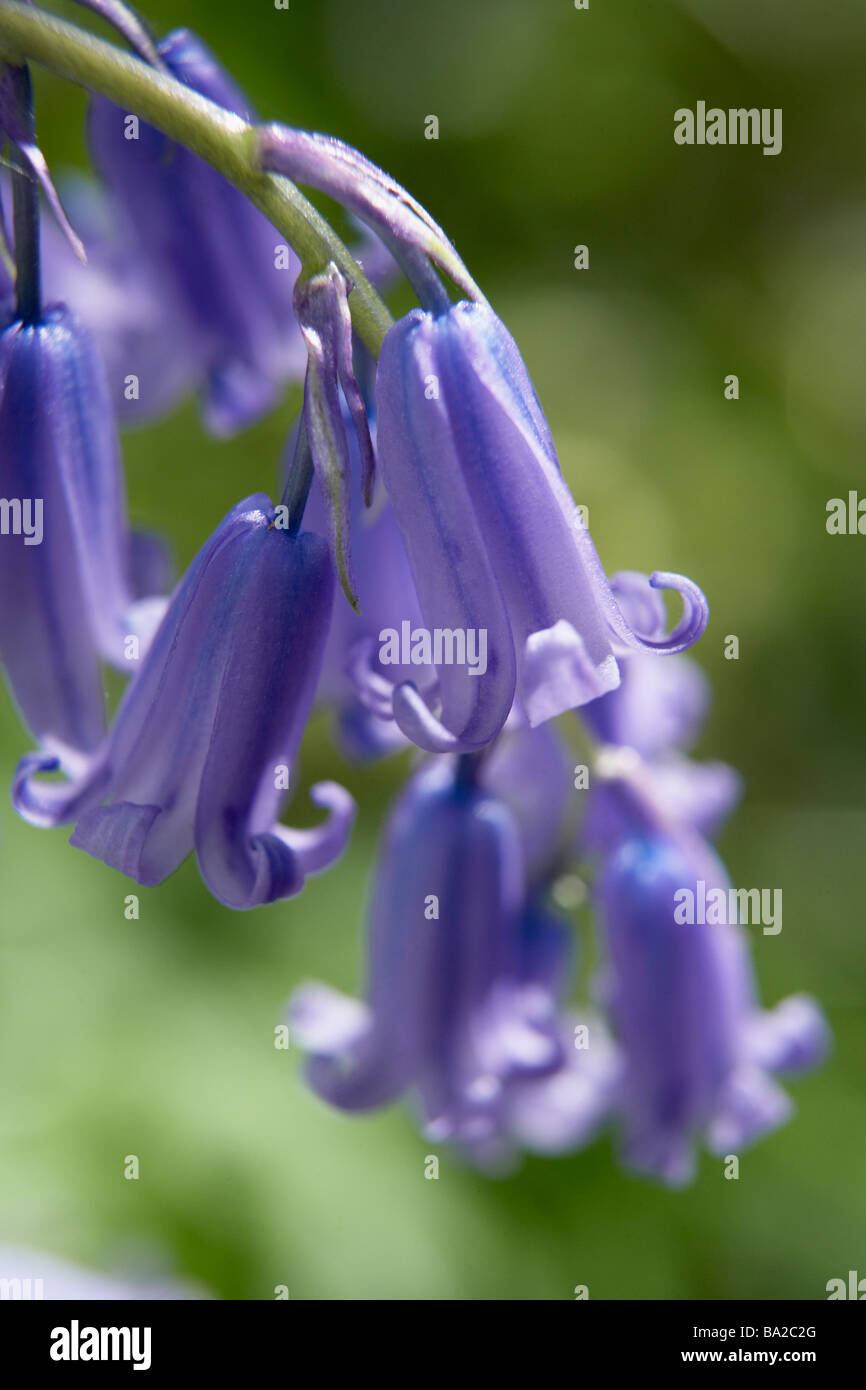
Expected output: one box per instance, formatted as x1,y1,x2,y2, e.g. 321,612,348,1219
456,749,488,788
281,407,316,535
9,66,40,323
0,0,394,355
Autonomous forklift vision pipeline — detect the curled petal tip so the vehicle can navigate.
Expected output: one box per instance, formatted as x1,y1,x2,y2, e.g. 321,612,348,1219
648,570,709,651
278,779,357,876
11,751,62,828
606,570,708,656
11,748,101,829
310,779,356,807
346,638,396,720
392,681,491,754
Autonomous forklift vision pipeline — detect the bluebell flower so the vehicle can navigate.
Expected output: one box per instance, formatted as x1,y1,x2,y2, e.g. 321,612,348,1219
0,167,194,419
288,754,615,1170
593,769,829,1186
87,29,306,435
0,305,142,757
13,495,355,909
482,718,577,885
35,173,199,424
374,301,709,753
582,571,741,845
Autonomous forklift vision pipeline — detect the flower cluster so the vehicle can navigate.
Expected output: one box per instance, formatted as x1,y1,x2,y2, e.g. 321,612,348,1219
0,8,827,1184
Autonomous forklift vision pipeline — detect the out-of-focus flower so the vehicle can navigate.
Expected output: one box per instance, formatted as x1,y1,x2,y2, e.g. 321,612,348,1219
13,495,355,910
289,755,615,1170
0,306,148,758
594,771,829,1186
0,168,196,421
36,174,199,425
26,204,393,434
374,301,708,753
481,718,576,885
88,28,306,435
581,571,741,846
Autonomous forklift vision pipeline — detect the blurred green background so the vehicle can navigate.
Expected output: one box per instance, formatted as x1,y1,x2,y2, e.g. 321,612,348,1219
1,0,864,1299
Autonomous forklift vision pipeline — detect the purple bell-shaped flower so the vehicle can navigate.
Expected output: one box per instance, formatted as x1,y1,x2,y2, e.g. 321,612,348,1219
374,301,708,753
593,767,829,1185
13,495,354,909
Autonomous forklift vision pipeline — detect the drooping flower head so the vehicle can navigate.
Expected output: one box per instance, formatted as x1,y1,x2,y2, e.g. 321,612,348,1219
592,763,829,1185
14,495,354,909
0,0,825,1206
373,301,708,754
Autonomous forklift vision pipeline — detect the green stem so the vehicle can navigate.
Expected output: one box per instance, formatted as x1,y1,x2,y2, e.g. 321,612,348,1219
0,0,393,355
